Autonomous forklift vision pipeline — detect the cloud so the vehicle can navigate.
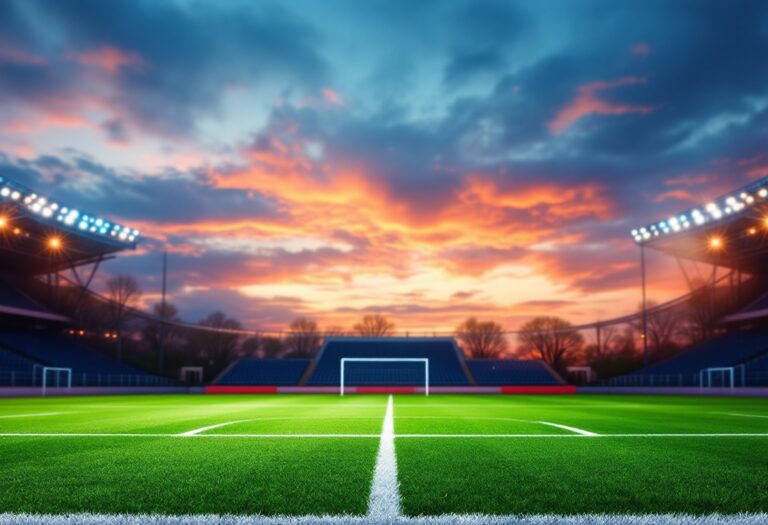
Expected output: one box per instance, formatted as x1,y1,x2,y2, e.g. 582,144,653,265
548,77,657,135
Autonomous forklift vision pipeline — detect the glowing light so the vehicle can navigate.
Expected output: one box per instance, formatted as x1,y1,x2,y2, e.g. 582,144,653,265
48,237,62,250
0,217,6,229
749,227,757,235
708,237,723,250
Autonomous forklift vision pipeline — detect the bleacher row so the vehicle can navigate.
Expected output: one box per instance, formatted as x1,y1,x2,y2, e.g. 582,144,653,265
611,329,768,386
0,330,170,386
215,338,563,386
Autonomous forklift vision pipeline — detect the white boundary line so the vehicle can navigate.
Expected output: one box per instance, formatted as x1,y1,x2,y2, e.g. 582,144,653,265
720,413,768,419
1,433,768,438
0,412,67,419
537,421,599,436
2,513,768,524
179,420,254,436
367,394,402,518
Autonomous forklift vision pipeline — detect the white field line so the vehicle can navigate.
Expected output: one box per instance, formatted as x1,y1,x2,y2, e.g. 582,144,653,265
367,394,402,519
179,420,254,436
0,412,67,419
2,513,768,525
537,421,599,436
720,412,768,419
2,433,768,438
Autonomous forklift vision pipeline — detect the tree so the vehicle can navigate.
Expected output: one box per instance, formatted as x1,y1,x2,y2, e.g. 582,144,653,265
284,317,322,357
455,317,508,358
353,314,394,336
195,312,242,377
142,302,181,351
106,274,142,361
517,316,584,373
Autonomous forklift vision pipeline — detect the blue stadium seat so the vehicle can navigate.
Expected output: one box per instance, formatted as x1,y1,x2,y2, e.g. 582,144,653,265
0,347,38,386
307,338,469,386
618,329,768,385
216,359,310,385
0,330,166,386
467,359,561,385
0,281,47,313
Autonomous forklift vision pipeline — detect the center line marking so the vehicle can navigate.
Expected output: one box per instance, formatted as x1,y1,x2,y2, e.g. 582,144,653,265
538,421,599,436
367,394,402,519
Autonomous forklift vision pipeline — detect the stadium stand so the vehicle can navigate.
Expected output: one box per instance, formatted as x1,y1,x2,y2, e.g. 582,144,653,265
0,347,38,386
306,338,470,386
467,359,562,385
216,359,310,385
0,330,166,386
613,329,768,386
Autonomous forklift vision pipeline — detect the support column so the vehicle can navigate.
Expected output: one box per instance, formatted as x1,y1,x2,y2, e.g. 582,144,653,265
640,244,649,368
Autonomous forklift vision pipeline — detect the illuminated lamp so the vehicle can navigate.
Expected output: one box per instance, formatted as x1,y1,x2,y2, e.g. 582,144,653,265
708,237,723,250
48,237,62,250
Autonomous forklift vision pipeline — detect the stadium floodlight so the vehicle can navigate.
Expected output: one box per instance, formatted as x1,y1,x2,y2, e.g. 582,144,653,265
41,366,72,397
708,236,723,250
340,357,429,396
0,216,5,229
0,176,138,244
48,236,62,250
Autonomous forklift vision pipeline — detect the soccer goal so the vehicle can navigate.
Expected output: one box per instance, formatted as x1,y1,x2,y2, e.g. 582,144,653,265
41,367,72,397
340,357,429,396
699,366,743,389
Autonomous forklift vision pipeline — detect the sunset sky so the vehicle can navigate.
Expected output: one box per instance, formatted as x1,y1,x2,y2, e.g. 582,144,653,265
1,0,767,331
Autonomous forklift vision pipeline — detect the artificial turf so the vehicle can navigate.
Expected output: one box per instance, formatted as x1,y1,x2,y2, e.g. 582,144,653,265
1,394,768,516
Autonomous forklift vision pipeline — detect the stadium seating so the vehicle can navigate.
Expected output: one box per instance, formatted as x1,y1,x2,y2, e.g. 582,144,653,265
0,280,50,313
216,359,310,385
617,329,768,385
307,338,470,385
0,330,165,386
467,359,562,385
0,347,38,386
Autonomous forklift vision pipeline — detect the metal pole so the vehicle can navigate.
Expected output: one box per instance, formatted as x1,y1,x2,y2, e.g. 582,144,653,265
158,249,167,376
425,360,429,397
340,359,345,396
640,244,649,367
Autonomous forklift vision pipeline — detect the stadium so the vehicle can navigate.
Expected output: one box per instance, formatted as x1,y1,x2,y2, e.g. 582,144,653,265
2,2,768,524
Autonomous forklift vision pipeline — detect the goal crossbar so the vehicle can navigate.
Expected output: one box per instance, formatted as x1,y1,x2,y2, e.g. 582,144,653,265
340,357,429,396
41,367,72,397
699,366,743,389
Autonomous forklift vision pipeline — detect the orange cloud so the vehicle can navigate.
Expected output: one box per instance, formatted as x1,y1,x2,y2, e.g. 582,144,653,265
65,46,145,73
548,77,656,134
0,46,46,65
321,87,343,106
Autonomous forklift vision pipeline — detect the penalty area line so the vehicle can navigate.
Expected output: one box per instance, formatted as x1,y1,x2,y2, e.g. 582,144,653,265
537,421,599,436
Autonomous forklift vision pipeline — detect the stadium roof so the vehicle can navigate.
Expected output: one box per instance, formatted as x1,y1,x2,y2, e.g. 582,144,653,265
632,176,768,273
0,175,139,274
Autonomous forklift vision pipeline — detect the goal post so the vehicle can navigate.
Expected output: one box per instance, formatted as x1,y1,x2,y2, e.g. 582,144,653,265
340,357,429,396
41,367,72,397
699,366,736,389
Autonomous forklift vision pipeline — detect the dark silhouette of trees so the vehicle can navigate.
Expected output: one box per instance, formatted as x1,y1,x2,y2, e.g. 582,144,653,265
284,317,322,357
455,317,508,358
106,274,141,361
354,314,394,336
517,316,584,373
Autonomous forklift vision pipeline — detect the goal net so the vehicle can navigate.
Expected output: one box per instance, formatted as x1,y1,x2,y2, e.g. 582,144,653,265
340,357,429,396
699,366,744,389
41,367,72,397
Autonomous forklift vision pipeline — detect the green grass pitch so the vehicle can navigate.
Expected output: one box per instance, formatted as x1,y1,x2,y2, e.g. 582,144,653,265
1,394,768,517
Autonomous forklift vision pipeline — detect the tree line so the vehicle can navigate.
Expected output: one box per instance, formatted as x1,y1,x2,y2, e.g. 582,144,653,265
43,272,734,381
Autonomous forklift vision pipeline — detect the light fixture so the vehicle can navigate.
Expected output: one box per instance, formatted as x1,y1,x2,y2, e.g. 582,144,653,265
708,237,723,250
48,237,62,250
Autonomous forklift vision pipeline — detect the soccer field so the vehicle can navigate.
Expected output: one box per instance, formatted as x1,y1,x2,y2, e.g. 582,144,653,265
1,394,768,522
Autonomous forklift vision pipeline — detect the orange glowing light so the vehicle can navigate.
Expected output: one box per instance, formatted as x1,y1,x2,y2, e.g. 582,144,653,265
0,217,6,229
48,237,62,250
709,237,723,250
749,227,757,235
